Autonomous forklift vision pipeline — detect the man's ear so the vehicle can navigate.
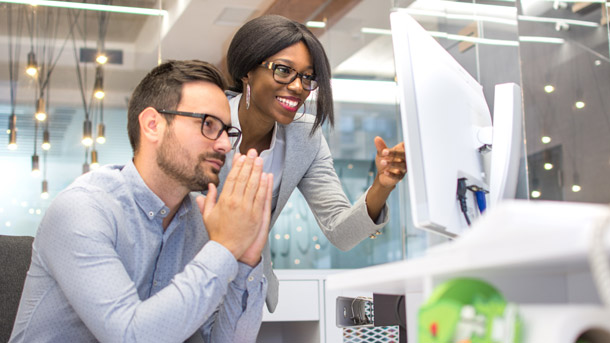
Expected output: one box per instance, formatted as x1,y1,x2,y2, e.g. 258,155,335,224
139,107,164,145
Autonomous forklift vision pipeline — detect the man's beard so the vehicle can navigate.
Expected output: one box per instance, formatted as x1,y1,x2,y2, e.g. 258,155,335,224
156,129,226,192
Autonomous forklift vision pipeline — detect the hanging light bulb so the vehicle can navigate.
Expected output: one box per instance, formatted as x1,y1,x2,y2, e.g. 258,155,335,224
82,119,93,146
7,114,17,150
94,66,105,99
35,98,46,121
530,177,541,199
96,123,106,144
96,53,108,65
543,150,553,170
571,172,581,193
91,149,100,169
41,180,49,199
31,154,41,177
26,51,38,77
42,129,51,150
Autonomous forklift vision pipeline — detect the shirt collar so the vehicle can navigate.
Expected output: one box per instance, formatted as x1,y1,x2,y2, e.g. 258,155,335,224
121,160,191,222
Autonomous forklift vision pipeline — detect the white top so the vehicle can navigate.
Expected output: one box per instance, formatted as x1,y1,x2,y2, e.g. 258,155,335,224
227,94,285,208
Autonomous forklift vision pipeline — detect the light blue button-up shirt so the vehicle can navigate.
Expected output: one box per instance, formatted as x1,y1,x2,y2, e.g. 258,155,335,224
10,162,267,343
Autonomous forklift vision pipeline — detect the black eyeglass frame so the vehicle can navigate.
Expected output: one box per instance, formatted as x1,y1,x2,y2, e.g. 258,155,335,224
156,109,242,149
260,61,318,91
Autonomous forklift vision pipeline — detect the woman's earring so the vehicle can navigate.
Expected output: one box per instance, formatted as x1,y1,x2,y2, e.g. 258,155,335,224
246,84,251,110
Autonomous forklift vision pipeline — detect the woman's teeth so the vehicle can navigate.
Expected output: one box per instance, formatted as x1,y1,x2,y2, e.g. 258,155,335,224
277,97,298,109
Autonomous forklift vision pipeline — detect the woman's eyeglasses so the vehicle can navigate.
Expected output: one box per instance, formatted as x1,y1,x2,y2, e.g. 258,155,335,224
260,61,318,91
156,109,242,150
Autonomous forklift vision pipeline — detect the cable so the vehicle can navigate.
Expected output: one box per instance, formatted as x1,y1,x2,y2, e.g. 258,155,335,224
588,205,610,307
457,178,471,226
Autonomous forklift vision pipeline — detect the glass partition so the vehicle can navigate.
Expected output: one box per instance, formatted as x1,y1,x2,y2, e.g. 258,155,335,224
1,0,609,270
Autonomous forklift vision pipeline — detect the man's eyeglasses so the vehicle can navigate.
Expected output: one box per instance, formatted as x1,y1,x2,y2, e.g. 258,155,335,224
260,61,318,91
156,109,242,149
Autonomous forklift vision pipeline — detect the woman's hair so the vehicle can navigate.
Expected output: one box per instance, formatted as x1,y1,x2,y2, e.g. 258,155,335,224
227,14,334,133
127,60,226,154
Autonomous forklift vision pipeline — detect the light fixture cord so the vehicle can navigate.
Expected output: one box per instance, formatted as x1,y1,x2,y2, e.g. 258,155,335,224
7,4,24,116
39,8,80,93
70,9,90,121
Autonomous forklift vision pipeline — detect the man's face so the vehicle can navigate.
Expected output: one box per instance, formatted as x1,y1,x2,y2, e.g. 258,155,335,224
156,81,231,191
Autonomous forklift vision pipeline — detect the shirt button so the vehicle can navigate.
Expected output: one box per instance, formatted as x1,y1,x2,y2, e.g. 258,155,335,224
248,276,254,282
148,211,154,217
160,209,167,215
153,281,158,286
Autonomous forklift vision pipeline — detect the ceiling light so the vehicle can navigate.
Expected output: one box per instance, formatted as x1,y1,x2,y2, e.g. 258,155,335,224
26,51,37,77
96,123,106,144
531,190,541,198
96,54,108,64
519,36,565,44
31,154,41,177
35,98,46,121
571,172,581,193
541,136,551,144
575,101,585,109
91,150,100,169
7,114,17,150
42,129,51,150
0,0,167,16
94,71,105,100
361,27,392,35
544,162,553,170
306,21,326,28
571,184,581,192
518,15,599,28
544,85,555,93
82,120,93,146
41,180,49,199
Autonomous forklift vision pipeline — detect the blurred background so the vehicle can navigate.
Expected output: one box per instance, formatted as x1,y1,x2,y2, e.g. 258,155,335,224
1,0,609,269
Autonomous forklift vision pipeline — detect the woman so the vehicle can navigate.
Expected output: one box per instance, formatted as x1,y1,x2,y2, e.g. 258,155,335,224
219,14,407,312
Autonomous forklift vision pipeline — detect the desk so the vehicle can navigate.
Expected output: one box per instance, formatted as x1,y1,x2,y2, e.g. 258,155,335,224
327,200,610,342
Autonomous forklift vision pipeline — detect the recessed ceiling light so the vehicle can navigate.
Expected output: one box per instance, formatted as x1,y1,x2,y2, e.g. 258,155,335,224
541,136,551,144
575,101,585,109
544,85,555,93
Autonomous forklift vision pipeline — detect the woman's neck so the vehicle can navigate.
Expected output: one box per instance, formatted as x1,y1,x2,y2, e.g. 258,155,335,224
238,94,275,154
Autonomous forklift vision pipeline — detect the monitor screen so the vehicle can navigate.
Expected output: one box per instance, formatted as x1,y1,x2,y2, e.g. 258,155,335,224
391,10,496,237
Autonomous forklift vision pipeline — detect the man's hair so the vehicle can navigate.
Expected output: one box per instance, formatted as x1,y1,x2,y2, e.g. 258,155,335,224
127,60,227,153
226,14,334,134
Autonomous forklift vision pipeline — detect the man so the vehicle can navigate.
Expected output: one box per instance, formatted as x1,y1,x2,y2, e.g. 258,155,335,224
10,60,272,342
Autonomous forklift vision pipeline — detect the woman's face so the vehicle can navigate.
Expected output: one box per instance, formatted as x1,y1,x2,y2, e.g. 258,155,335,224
246,41,313,125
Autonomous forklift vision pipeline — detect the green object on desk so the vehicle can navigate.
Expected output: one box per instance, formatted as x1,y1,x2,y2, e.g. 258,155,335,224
418,278,522,343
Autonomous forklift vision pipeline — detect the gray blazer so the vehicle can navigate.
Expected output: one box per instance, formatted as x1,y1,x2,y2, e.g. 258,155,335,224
216,112,389,312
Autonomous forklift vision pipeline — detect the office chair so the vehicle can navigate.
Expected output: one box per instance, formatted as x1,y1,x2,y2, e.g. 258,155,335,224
0,235,34,343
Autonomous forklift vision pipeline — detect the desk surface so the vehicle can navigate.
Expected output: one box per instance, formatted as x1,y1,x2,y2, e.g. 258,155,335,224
327,200,610,295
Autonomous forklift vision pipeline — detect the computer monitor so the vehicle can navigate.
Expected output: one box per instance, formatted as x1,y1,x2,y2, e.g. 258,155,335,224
390,10,522,237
